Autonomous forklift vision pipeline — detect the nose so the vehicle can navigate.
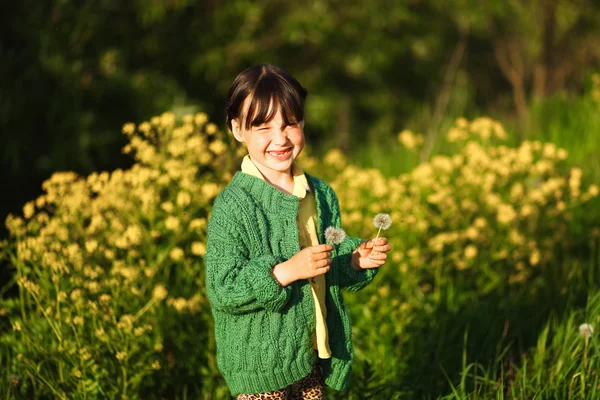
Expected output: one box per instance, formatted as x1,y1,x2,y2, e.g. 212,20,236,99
272,127,289,144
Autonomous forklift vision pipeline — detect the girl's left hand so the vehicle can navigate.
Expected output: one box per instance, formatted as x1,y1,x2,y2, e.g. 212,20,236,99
351,237,391,270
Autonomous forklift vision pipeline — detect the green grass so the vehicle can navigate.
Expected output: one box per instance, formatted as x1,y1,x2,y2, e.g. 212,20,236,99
349,92,600,183
440,289,600,399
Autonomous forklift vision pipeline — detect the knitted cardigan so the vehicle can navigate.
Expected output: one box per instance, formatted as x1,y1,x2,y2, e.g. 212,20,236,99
204,171,379,396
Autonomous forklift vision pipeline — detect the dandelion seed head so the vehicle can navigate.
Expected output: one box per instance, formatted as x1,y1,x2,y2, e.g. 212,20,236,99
373,213,392,230
580,323,594,338
325,226,346,245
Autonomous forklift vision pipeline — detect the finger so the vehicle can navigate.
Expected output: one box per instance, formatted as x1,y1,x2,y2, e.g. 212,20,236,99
315,258,331,269
367,258,386,266
374,237,388,246
368,252,387,261
373,244,392,253
314,244,334,253
313,251,332,260
361,259,384,269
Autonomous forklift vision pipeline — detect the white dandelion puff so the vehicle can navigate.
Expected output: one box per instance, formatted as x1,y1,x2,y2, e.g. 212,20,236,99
372,213,392,255
373,213,392,230
580,323,594,338
325,226,346,245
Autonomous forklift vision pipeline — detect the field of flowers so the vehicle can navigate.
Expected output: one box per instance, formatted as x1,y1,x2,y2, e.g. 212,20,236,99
1,77,600,399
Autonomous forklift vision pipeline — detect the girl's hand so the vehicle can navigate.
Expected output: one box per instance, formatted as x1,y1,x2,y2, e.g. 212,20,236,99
351,237,391,270
272,244,334,286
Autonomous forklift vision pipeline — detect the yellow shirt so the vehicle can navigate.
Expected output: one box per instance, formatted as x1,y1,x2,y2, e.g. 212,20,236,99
240,155,332,359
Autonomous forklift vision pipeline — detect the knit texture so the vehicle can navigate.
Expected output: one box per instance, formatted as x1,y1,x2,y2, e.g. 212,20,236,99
204,171,379,396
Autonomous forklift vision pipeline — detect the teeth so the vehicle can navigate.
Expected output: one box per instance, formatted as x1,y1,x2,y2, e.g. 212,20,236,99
269,149,290,155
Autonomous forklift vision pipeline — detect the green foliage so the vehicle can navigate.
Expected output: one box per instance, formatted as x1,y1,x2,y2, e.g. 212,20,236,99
0,113,238,399
4,0,600,179
1,107,599,398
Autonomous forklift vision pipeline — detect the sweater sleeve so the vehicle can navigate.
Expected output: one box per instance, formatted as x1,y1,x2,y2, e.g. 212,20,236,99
204,195,293,315
327,187,379,292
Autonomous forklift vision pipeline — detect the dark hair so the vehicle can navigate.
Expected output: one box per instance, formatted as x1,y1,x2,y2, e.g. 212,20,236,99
225,64,308,132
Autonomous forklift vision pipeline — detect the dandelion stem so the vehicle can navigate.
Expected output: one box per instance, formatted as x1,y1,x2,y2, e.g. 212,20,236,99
584,336,589,371
374,226,382,242
372,227,382,255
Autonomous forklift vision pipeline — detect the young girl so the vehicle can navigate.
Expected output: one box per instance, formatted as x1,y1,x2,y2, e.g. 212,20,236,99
204,64,391,399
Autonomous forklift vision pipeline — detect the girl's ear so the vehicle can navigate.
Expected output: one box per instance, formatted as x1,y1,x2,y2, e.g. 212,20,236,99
231,119,245,143
300,120,305,129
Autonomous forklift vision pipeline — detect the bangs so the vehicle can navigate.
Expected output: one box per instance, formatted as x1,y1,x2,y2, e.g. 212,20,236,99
243,75,305,130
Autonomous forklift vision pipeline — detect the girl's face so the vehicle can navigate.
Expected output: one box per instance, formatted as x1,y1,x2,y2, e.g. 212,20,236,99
232,101,305,181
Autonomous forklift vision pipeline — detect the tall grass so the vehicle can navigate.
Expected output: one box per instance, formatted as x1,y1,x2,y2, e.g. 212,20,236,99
440,288,600,399
350,80,600,182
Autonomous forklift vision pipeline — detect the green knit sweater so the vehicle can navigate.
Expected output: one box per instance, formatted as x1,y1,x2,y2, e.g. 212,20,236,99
204,171,379,396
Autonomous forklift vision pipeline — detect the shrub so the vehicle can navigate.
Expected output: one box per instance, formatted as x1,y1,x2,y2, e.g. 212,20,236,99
1,112,239,399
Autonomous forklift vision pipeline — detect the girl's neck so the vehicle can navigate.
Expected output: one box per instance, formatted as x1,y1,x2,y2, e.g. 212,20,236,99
255,165,295,195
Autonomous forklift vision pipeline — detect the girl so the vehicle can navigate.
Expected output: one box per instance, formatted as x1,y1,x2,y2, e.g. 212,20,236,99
204,64,391,399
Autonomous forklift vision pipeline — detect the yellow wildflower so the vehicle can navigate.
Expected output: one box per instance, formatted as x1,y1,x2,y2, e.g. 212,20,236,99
209,140,227,155
22,201,35,219
79,348,92,361
169,247,184,261
530,249,541,266
117,315,134,332
324,149,347,168
160,112,176,128
122,123,136,135
190,218,207,230
85,239,98,253
191,242,206,256
446,127,468,142
474,218,487,229
139,122,151,133
398,130,424,149
201,182,220,199
542,143,556,159
165,216,180,231
153,284,168,300
168,297,188,312
176,191,192,207
195,112,208,126
497,204,517,224
509,230,525,245
465,227,478,240
99,294,112,305
510,183,524,201
205,122,218,135
557,148,568,160
464,245,478,259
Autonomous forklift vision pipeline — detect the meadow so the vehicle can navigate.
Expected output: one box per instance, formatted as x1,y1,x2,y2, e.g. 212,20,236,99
1,77,600,399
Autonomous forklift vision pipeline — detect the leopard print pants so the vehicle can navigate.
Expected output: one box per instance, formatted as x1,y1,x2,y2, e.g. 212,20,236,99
236,364,324,400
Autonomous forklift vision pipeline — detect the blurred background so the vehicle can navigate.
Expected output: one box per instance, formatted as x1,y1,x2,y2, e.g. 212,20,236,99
3,0,600,232
2,1,600,397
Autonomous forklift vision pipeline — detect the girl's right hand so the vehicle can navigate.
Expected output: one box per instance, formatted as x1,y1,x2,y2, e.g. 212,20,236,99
272,244,334,287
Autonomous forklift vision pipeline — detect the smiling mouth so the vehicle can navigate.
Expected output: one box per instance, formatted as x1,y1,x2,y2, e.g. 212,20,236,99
267,148,292,158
